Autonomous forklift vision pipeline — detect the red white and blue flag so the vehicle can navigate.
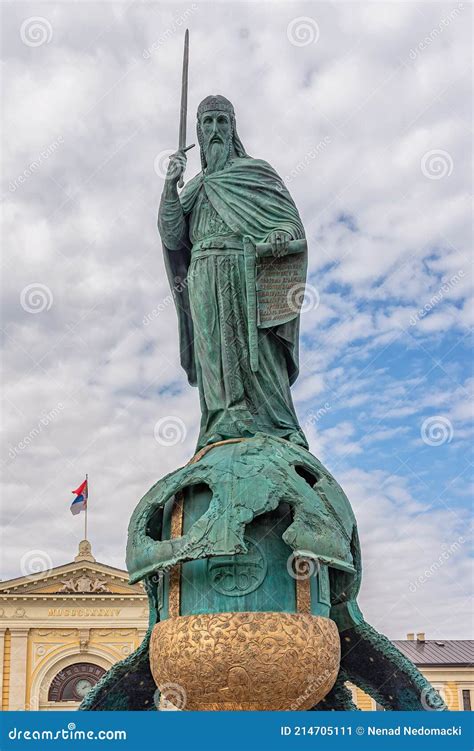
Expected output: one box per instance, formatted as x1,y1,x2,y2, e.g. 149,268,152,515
70,478,88,515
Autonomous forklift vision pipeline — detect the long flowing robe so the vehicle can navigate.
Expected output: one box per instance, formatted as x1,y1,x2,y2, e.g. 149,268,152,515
159,157,308,450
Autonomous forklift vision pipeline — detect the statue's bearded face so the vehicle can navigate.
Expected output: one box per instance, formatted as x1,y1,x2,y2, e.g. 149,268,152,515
199,110,233,173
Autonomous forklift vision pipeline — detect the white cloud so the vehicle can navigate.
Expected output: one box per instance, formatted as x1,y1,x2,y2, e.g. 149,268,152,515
340,466,472,639
1,1,471,642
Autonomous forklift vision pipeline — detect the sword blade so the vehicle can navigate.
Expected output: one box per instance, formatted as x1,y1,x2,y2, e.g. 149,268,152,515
178,29,189,151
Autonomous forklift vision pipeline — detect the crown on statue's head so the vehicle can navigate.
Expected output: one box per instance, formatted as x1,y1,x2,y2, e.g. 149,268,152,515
197,95,235,118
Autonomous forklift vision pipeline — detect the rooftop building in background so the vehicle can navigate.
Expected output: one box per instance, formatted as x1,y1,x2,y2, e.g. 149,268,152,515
0,541,147,711
350,632,474,711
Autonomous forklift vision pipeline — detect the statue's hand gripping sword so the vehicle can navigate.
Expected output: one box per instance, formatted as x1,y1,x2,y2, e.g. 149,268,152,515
177,29,194,189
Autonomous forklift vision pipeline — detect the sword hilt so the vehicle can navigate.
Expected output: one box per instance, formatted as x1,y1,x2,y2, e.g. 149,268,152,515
175,144,195,189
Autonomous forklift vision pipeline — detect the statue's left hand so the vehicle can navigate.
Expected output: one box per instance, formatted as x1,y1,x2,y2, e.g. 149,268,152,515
267,230,292,256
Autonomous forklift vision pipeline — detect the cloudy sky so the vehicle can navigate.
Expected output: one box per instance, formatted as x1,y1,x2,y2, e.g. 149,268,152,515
1,0,472,639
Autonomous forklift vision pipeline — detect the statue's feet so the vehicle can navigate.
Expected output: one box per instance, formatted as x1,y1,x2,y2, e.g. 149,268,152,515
197,433,225,450
287,430,309,449
207,434,225,445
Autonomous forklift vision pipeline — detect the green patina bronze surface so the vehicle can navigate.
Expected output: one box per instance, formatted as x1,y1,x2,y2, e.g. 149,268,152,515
159,95,307,451
80,92,446,713
127,434,356,585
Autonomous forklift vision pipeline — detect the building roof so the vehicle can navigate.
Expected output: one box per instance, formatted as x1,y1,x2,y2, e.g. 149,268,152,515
393,639,474,667
0,539,144,598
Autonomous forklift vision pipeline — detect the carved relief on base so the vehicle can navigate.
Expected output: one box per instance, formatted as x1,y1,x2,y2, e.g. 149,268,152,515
150,612,340,711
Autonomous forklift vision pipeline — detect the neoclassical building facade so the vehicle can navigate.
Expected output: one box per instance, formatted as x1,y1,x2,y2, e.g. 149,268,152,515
0,541,147,710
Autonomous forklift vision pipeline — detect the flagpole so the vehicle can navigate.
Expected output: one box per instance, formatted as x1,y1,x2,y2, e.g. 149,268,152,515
84,473,88,541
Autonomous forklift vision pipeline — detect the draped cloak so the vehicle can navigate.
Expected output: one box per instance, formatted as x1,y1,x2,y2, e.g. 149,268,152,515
162,157,306,392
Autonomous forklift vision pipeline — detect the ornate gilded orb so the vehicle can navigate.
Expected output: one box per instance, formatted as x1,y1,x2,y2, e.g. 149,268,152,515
150,612,340,711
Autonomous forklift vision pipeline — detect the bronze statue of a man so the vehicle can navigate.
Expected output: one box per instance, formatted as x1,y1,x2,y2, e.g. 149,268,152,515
158,95,308,450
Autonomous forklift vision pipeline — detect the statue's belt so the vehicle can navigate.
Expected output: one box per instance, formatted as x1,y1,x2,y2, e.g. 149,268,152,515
191,237,243,254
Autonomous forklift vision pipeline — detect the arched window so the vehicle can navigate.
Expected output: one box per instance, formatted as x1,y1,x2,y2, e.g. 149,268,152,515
48,662,106,702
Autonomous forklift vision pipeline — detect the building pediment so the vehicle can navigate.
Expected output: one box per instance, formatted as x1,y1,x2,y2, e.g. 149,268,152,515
0,541,144,598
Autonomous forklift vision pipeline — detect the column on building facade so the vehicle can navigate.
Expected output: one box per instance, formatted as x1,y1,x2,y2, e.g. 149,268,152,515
0,628,6,708
8,628,29,710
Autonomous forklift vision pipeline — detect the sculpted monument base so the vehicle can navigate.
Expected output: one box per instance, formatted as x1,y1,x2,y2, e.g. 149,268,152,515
80,435,446,712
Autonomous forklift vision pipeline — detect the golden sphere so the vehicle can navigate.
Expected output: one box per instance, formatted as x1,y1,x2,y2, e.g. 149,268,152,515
150,611,340,711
